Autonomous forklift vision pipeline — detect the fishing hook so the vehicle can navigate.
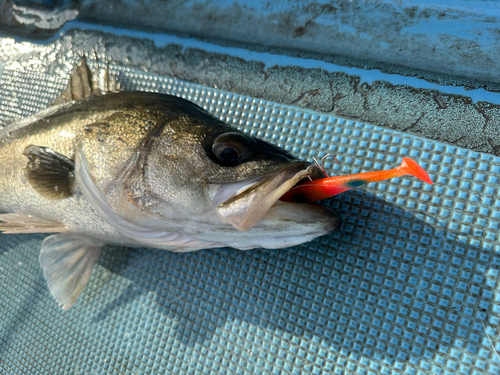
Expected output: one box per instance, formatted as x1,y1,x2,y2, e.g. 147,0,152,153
308,154,341,181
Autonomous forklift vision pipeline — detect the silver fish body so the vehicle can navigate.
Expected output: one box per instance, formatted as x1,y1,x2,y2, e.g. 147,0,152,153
0,66,340,309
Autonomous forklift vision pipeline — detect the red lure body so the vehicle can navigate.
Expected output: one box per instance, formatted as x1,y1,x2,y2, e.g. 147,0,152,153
280,157,433,203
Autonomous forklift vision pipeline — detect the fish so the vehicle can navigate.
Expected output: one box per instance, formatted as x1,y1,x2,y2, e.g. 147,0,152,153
0,58,341,309
280,157,433,203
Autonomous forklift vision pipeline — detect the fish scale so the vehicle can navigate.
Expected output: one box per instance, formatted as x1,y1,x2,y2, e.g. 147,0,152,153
0,64,499,375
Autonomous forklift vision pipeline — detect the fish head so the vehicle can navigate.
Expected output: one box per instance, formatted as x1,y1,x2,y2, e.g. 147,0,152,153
85,94,341,249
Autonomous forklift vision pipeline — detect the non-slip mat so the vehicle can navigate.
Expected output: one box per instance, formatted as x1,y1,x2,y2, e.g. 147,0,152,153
0,58,499,374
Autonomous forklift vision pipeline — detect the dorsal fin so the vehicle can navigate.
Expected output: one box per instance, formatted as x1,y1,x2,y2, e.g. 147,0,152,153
52,55,121,105
0,55,121,141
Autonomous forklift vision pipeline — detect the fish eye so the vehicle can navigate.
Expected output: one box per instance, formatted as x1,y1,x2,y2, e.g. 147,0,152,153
212,132,253,167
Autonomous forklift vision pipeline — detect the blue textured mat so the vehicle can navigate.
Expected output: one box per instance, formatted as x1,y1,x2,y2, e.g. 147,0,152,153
0,65,499,374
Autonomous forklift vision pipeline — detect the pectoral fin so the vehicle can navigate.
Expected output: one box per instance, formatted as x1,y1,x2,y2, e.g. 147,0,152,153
23,145,75,200
40,233,104,310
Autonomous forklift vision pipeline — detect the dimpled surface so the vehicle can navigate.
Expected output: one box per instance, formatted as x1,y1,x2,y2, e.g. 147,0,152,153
0,64,499,375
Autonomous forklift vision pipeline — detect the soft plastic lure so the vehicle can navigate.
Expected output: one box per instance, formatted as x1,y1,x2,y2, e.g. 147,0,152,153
280,157,433,203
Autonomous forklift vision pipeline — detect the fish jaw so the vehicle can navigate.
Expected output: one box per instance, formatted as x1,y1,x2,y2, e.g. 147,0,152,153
216,162,311,231
237,201,341,249
213,162,341,244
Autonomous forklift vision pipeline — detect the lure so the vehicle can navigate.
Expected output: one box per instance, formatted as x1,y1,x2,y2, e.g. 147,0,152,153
280,157,433,203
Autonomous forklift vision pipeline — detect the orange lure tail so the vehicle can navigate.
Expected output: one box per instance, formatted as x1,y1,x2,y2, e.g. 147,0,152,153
280,157,433,203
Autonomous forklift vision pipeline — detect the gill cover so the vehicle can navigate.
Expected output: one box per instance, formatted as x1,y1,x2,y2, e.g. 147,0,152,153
75,143,219,250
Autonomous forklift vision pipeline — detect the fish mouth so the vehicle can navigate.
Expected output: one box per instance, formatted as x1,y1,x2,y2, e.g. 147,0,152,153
214,161,336,232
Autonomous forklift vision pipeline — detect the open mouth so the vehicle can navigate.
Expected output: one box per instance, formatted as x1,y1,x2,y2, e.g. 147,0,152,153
214,162,321,231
